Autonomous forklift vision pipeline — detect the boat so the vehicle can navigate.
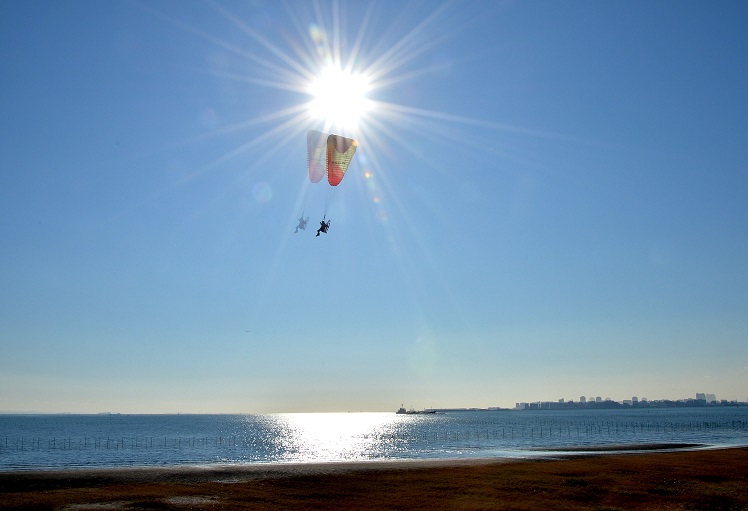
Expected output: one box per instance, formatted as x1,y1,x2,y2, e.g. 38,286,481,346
396,405,436,415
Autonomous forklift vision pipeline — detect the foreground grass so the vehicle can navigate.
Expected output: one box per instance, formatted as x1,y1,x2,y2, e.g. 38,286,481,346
1,447,746,510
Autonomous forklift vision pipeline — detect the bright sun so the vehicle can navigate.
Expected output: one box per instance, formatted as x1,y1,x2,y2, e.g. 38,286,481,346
308,65,372,131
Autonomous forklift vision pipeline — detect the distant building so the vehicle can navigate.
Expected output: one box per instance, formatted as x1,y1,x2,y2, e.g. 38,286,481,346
696,393,706,401
512,393,743,412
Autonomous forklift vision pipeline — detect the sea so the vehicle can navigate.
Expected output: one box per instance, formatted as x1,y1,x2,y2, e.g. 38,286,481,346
1,408,747,471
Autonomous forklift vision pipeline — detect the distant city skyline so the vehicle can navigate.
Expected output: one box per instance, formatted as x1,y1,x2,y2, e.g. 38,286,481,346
514,392,740,411
2,392,742,415
574,392,722,404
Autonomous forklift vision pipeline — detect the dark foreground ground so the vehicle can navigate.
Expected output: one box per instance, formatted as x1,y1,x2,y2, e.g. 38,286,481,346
1,447,747,510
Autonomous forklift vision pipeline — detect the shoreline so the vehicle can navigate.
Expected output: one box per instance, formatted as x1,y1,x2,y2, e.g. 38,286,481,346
0,441,712,478
0,443,727,485
1,447,746,510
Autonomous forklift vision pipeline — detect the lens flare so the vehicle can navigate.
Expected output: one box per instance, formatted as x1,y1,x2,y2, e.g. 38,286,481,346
252,182,272,203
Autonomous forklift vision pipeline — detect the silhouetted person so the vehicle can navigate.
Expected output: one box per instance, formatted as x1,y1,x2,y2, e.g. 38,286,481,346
294,215,308,233
316,219,330,237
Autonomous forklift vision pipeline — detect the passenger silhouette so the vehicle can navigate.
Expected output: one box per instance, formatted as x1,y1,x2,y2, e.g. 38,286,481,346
294,215,308,233
316,219,330,237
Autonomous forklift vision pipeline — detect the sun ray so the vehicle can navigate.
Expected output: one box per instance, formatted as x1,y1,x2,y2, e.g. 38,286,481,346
351,129,471,329
331,1,342,68
180,109,311,183
144,3,310,87
188,66,309,94
198,104,311,142
151,1,588,213
206,0,319,83
342,2,376,75
311,1,335,65
156,0,568,175
362,2,453,83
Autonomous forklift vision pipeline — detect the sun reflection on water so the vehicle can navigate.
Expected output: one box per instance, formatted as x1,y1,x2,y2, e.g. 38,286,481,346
264,412,406,463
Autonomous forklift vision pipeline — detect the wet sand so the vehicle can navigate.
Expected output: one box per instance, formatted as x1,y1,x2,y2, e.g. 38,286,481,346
1,446,746,510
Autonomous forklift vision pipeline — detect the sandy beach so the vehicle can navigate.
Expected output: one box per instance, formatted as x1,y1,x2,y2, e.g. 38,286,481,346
1,446,746,510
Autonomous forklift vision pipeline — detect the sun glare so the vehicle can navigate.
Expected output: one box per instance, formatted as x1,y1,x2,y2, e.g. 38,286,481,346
308,65,372,131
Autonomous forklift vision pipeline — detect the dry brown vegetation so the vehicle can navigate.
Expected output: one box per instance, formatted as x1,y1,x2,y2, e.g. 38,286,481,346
1,447,746,510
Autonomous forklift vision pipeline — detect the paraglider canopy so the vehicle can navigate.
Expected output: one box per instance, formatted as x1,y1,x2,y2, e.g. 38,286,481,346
307,130,357,186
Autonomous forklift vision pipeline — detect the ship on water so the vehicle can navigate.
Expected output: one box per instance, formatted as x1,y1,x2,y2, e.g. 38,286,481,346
396,405,436,415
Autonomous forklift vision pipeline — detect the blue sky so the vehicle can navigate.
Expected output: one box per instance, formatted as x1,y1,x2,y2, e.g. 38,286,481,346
1,0,746,413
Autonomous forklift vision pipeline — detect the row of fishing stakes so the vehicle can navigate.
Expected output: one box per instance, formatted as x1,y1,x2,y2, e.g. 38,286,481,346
1,436,244,451
2,420,746,451
368,419,748,442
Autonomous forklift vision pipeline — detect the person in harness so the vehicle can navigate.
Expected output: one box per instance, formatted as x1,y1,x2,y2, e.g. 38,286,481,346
294,215,309,233
316,218,330,237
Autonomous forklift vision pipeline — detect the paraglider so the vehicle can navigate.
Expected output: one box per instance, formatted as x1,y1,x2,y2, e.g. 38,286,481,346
294,214,309,233
307,130,357,187
305,130,357,237
316,219,330,237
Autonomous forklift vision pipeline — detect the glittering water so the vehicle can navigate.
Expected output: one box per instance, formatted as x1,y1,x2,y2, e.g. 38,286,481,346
1,408,746,471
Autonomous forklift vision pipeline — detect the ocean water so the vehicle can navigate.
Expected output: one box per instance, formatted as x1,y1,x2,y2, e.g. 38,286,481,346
1,408,746,471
